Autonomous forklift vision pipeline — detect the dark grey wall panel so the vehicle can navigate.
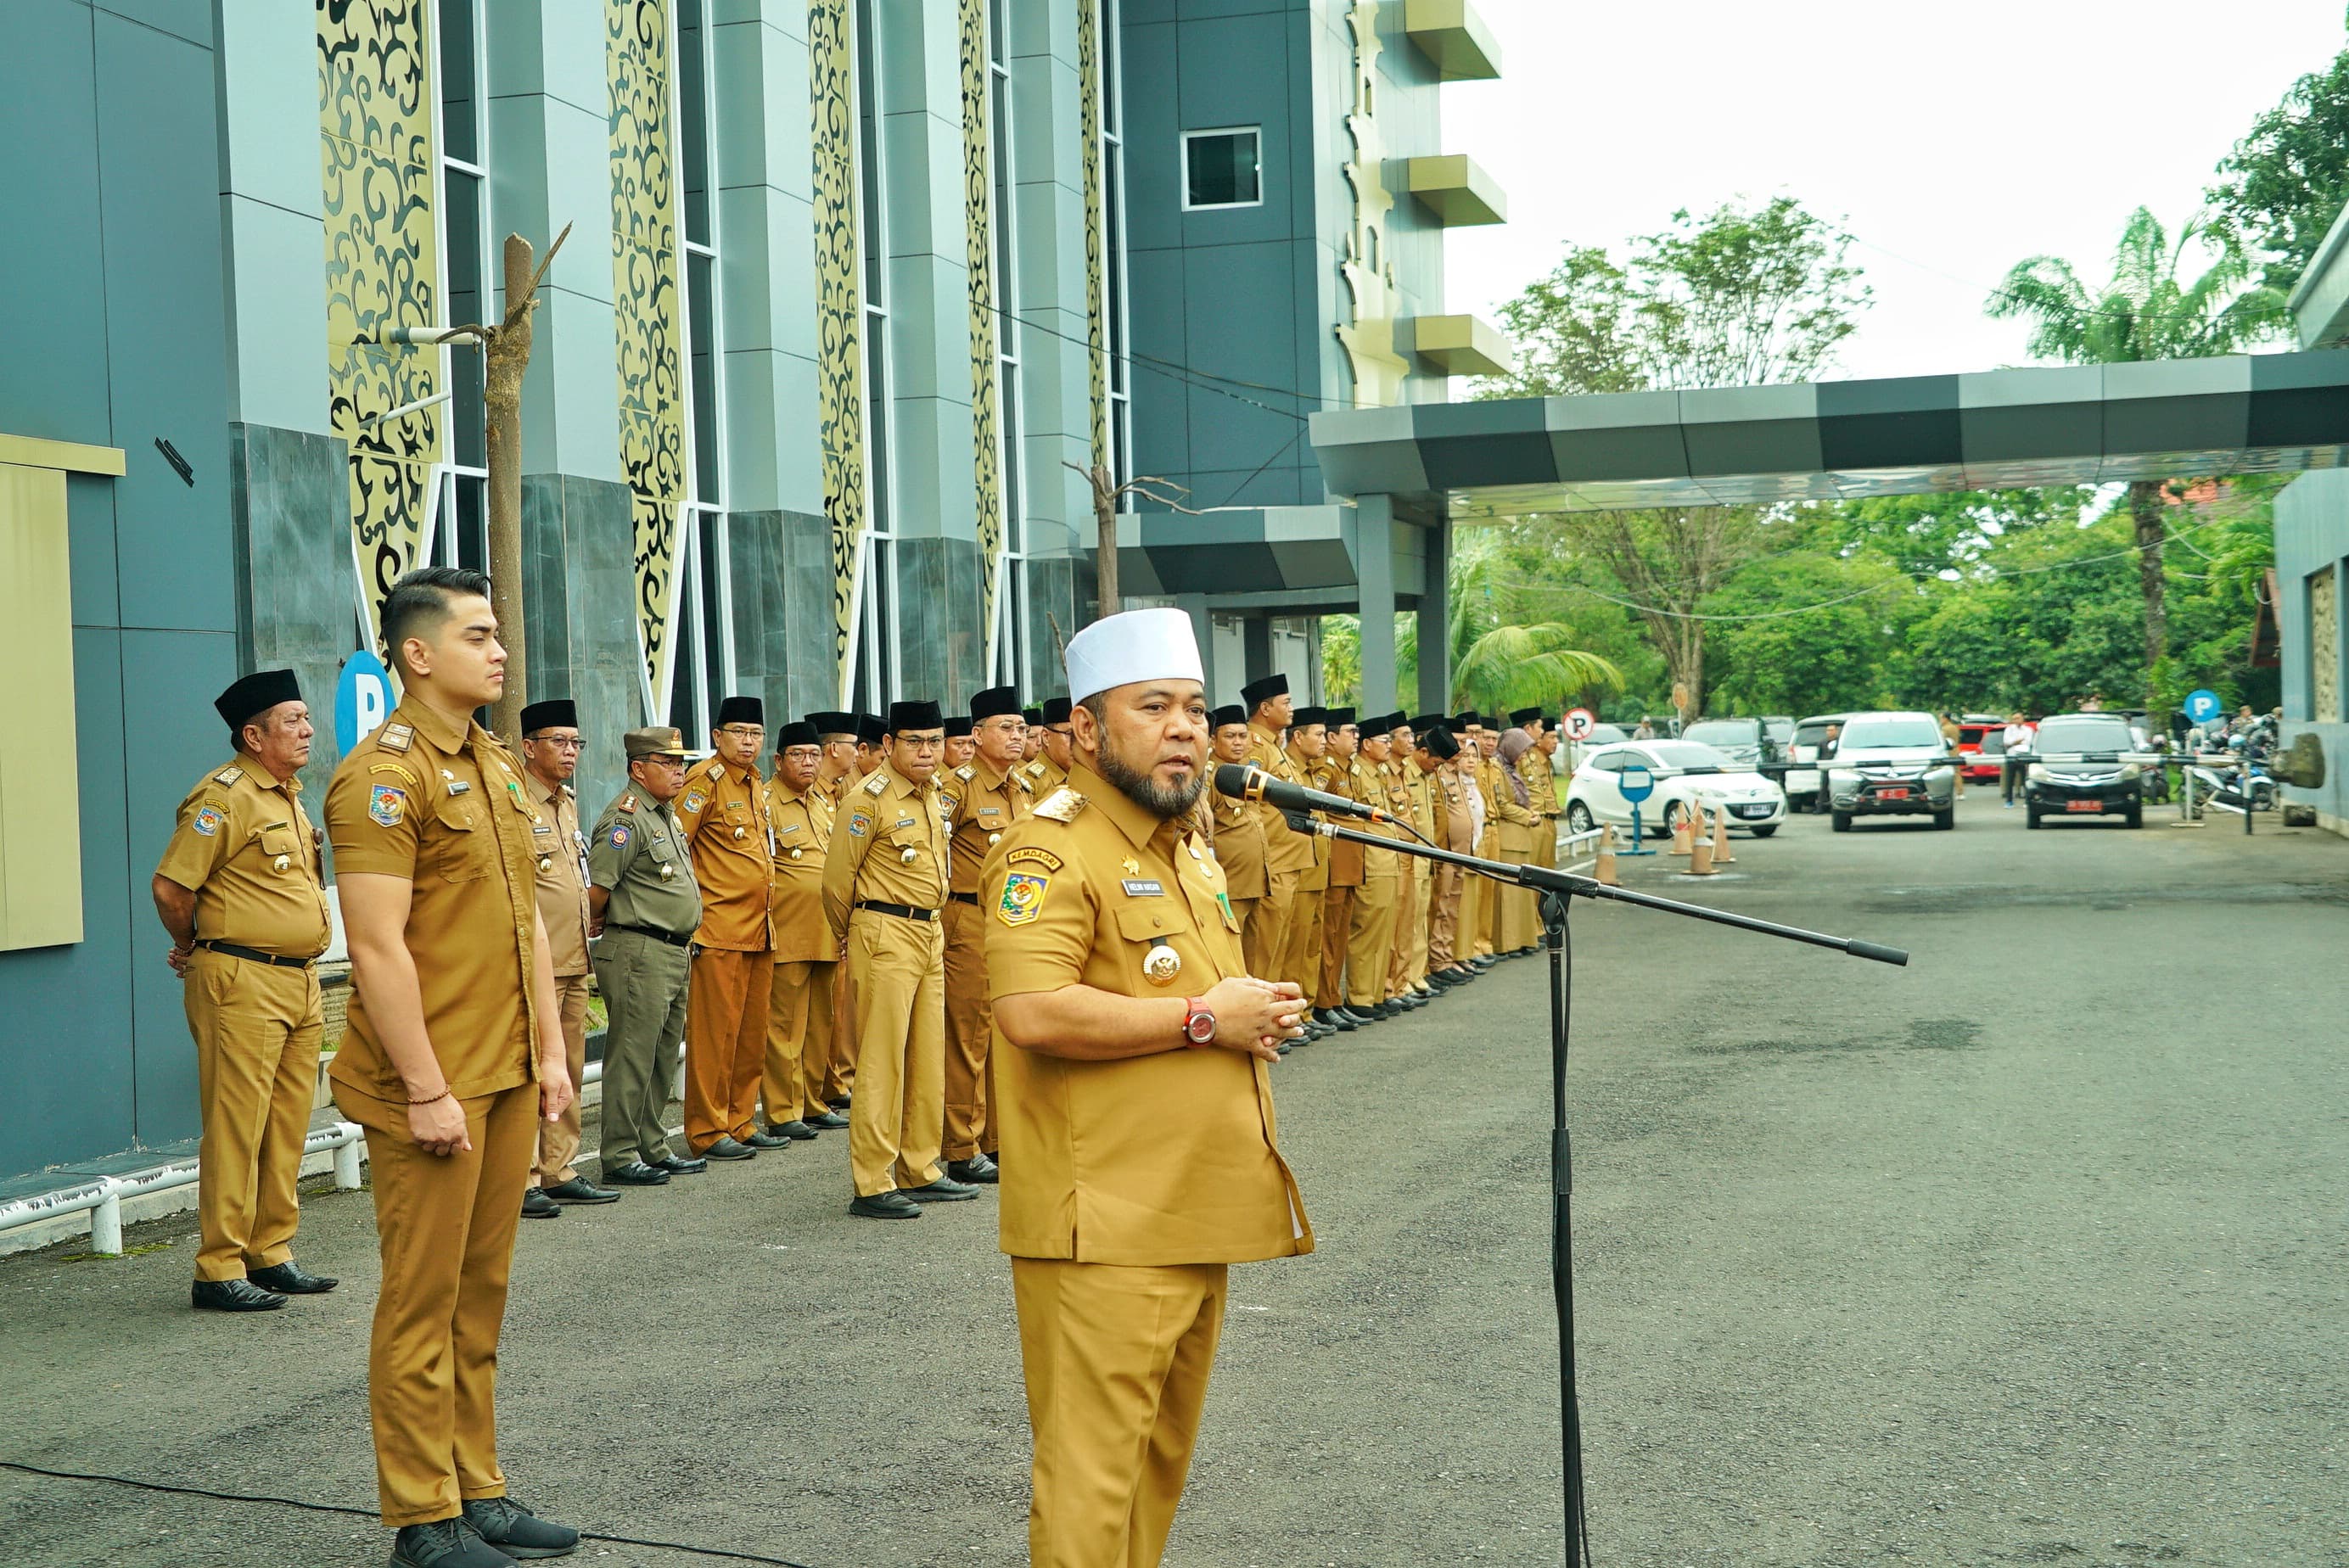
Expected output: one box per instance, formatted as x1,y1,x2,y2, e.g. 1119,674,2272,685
521,474,638,815
1,3,112,444
229,423,350,805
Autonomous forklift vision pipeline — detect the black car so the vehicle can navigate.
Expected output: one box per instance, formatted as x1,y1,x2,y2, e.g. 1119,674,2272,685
2020,714,2146,828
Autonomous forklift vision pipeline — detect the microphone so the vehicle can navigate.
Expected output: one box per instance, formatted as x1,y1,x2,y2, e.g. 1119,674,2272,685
1214,763,1389,824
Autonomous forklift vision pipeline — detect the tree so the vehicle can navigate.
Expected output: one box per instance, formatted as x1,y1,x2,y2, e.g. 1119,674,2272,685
1479,198,1871,714
1987,209,2285,709
2208,23,2349,298
1383,530,1624,711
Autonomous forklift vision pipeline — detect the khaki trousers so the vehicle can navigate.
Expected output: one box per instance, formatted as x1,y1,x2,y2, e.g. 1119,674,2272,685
941,898,995,1161
1315,883,1355,1009
530,974,592,1186
684,945,773,1151
1428,862,1463,968
589,926,688,1170
1013,1257,1228,1568
826,960,855,1100
846,908,946,1196
1385,860,1421,997
1277,883,1324,999
764,956,838,1127
1241,868,1297,979
1346,874,1399,1008
344,1082,536,1526
183,949,322,1282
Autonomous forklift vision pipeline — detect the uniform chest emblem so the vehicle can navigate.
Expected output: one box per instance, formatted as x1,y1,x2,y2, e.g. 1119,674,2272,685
683,792,706,815
848,814,870,837
368,785,406,826
192,805,223,837
1141,943,1183,987
997,871,1049,927
610,825,631,847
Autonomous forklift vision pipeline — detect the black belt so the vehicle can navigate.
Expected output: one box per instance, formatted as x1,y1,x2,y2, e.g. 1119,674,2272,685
607,921,693,949
947,891,980,906
855,899,938,921
196,939,314,970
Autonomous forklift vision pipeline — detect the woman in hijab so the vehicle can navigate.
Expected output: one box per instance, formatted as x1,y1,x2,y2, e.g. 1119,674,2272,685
1494,728,1542,954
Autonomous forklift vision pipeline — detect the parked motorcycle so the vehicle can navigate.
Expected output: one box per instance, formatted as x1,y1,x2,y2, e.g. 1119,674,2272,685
2182,739,2277,816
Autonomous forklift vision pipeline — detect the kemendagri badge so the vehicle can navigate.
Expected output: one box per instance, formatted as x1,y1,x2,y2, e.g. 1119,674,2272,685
368,785,406,827
997,871,1049,927
191,805,223,837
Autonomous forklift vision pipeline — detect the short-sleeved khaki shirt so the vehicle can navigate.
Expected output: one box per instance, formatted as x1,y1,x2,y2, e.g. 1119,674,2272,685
1246,725,1315,875
942,757,1029,896
984,762,1313,1268
154,758,332,959
586,781,702,938
524,773,591,977
326,700,541,1104
1207,775,1266,900
675,757,775,950
766,778,833,965
822,763,950,934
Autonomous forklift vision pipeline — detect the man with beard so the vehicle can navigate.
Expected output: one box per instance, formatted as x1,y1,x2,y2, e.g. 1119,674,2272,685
985,608,1311,1568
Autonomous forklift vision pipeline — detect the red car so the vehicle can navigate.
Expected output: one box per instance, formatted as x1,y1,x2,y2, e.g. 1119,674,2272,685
1954,714,2009,783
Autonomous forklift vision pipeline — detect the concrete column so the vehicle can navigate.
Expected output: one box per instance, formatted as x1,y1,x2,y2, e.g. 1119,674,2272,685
1178,592,1214,700
1242,614,1272,685
1354,493,1396,714
1416,515,1449,714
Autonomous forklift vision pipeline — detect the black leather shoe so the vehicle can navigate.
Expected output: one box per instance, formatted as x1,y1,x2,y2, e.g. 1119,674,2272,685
743,1129,793,1150
391,1517,515,1568
945,1154,999,1184
463,1496,580,1560
544,1176,619,1204
905,1175,979,1202
1337,1007,1376,1026
652,1152,709,1176
1313,1008,1355,1032
520,1188,563,1220
804,1111,849,1131
601,1161,670,1186
1275,1040,1293,1055
698,1136,757,1161
768,1120,818,1141
191,1277,286,1313
246,1260,338,1294
850,1190,922,1219
826,1094,851,1112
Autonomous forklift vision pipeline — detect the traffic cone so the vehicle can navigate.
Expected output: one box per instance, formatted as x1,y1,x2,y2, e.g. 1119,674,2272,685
1596,824,1621,887
1713,802,1735,864
1687,820,1716,875
1669,806,1693,856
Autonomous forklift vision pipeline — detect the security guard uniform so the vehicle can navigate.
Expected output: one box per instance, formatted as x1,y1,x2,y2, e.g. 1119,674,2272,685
588,753,703,1175
985,755,1313,1568
822,754,953,1201
763,764,838,1131
155,753,331,1286
676,748,776,1152
942,753,1030,1166
326,697,547,1527
524,768,594,1191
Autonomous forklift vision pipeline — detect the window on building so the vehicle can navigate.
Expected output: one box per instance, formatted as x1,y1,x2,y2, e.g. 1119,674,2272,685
990,0,1029,690
433,0,490,579
849,0,898,709
1181,126,1260,211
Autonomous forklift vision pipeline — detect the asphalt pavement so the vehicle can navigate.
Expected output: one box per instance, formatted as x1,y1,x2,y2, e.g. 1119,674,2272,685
3,792,2344,1567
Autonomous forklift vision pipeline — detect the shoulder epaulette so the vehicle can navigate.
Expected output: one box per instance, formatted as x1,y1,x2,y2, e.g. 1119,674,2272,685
861,771,889,797
1032,787,1087,823
616,793,639,814
560,782,575,798
212,765,244,786
377,722,414,753
953,764,974,781
1012,771,1034,792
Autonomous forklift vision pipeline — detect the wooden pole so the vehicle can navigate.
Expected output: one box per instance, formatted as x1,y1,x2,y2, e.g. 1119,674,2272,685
481,224,569,741
1091,462,1118,621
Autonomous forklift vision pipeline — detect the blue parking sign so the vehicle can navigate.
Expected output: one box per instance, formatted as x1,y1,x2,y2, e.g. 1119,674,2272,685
2184,688,2222,725
336,648,394,753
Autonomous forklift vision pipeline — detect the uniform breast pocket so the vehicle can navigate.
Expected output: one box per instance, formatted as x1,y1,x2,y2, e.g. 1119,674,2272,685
431,798,496,882
1113,899,1196,991
256,827,297,871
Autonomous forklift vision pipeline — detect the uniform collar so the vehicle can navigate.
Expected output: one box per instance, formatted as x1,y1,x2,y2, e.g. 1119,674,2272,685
1068,760,1180,854
1248,721,1283,748
625,781,674,816
395,697,473,756
972,755,1013,791
233,752,294,792
524,769,567,807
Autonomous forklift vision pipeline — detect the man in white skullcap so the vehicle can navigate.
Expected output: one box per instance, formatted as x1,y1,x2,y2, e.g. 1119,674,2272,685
984,608,1313,1568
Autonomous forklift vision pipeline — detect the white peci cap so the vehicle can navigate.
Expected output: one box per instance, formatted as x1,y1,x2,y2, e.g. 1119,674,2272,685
1062,608,1205,703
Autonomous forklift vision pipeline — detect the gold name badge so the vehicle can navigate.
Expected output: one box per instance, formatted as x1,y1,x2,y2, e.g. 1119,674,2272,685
1141,942,1182,987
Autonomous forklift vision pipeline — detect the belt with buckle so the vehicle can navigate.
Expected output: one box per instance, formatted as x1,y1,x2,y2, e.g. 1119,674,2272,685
854,899,939,921
195,939,315,969
947,891,980,907
607,921,693,949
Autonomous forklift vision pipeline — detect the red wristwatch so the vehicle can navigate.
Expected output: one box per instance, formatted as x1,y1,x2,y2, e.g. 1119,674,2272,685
1181,997,1216,1048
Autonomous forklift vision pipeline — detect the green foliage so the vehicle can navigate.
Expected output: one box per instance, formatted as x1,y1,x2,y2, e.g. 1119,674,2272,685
1987,208,2286,364
1320,614,1363,706
2208,22,2349,298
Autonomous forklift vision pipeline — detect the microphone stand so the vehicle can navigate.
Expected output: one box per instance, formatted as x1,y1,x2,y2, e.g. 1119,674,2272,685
1282,811,1909,1566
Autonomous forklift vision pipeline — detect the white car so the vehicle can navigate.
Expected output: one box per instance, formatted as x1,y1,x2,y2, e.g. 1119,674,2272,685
1563,740,1787,839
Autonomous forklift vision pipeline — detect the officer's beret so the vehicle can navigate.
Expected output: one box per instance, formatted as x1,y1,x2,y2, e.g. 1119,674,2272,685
1210,703,1247,730
1240,673,1288,708
945,714,973,738
856,712,887,745
805,710,857,740
1408,713,1447,735
887,699,944,734
970,685,1021,722
715,695,763,728
625,726,687,760
1421,726,1460,759
519,698,576,735
775,720,819,750
1022,706,1045,726
1326,707,1355,728
1041,697,1073,725
216,669,303,732
1292,706,1328,729
1510,706,1544,727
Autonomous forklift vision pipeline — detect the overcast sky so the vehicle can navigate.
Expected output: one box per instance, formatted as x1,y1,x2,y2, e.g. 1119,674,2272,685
1443,1,2349,383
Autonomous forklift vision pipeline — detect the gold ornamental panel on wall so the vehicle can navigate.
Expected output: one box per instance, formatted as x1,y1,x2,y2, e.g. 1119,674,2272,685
319,0,445,652
961,0,1005,669
810,0,867,697
1079,0,1109,470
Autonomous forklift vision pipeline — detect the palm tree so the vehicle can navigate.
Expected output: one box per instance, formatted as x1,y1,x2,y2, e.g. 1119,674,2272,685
1394,532,1624,711
1988,209,2285,708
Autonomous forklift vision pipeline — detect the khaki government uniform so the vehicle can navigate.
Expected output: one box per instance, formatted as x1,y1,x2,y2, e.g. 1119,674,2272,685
1241,723,1311,978
1206,774,1265,933
155,757,332,1284
1314,755,1367,1011
763,776,838,1128
587,780,702,1171
1427,763,1474,969
823,762,950,1196
1274,745,1331,995
1521,742,1561,874
1390,760,1437,994
676,757,776,1151
524,772,594,1186
816,772,859,1103
1488,759,1543,952
984,762,1313,1568
941,757,1030,1162
326,700,546,1528
1344,756,1404,1010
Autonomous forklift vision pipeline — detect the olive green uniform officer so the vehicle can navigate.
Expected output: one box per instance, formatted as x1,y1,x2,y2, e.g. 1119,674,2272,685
822,699,973,1218
986,608,1313,1568
586,727,706,1186
151,668,336,1311
326,565,580,1566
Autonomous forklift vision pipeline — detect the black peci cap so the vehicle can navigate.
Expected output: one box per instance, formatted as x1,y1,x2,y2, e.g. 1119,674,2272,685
776,720,819,750
215,669,303,733
887,699,945,733
1452,710,1479,731
806,710,857,739
1292,705,1329,728
519,698,577,735
1408,712,1448,735
1510,706,1543,726
1421,726,1460,759
945,714,973,738
970,685,1021,722
1022,705,1045,725
1365,711,1405,736
1240,673,1288,708
1042,697,1073,725
855,712,887,745
1327,706,1355,728
1211,703,1247,730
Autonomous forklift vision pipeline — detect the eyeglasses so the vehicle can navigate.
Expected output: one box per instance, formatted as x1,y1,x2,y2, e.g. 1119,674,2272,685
781,747,823,762
717,725,765,739
530,735,585,750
